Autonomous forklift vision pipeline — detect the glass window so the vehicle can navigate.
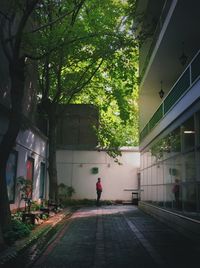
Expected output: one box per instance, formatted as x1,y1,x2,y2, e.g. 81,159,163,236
173,155,182,179
150,138,164,162
147,167,152,185
196,151,200,182
141,113,200,214
151,165,157,185
143,151,148,169
182,183,197,212
197,184,200,212
162,135,171,160
157,185,164,207
147,150,152,167
183,152,196,181
146,185,151,202
172,178,181,210
151,186,157,202
143,169,148,186
142,186,147,201
157,162,164,184
163,159,173,184
165,184,173,208
196,111,200,146
170,127,181,155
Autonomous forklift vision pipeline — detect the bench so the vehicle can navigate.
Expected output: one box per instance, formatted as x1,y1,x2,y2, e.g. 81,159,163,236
22,210,45,225
123,189,142,205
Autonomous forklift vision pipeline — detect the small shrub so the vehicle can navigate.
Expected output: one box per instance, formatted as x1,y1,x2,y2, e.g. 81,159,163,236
4,219,32,245
58,183,75,206
31,201,40,211
11,211,23,221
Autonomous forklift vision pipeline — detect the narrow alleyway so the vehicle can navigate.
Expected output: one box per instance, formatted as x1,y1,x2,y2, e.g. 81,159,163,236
29,205,199,268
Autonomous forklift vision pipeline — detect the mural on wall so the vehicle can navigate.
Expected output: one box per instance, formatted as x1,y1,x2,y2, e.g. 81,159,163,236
6,151,18,203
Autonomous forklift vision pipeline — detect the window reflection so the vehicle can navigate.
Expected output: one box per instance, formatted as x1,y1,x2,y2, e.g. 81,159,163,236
182,183,196,212
184,152,196,181
140,113,199,219
170,128,181,154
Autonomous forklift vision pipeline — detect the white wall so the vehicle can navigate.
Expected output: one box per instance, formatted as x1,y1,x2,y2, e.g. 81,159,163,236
10,128,48,211
57,149,140,201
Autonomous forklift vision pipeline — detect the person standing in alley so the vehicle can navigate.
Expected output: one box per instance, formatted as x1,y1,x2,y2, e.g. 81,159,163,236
96,177,102,206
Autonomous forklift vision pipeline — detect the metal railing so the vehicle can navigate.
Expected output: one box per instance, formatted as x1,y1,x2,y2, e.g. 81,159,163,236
140,50,200,142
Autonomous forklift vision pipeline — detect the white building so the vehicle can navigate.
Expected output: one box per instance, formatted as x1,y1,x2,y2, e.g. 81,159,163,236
8,127,48,212
136,0,200,236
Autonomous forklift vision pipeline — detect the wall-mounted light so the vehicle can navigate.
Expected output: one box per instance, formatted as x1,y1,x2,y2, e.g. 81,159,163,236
179,41,188,66
159,80,164,99
183,130,195,134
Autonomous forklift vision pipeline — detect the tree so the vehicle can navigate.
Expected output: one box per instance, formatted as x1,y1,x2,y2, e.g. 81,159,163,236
0,0,138,247
36,0,138,200
74,25,139,158
0,0,87,244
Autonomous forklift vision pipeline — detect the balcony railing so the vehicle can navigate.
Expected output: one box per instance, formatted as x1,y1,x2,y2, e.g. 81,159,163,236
140,50,200,142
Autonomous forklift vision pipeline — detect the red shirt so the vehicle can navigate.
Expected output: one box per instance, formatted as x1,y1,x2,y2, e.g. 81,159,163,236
96,181,102,191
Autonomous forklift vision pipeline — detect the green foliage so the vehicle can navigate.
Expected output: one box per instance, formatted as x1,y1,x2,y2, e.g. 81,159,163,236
33,0,139,199
17,176,32,199
58,183,75,201
74,49,139,156
11,1,139,200
3,219,32,245
68,1,140,156
150,132,181,160
31,201,41,211
34,0,138,107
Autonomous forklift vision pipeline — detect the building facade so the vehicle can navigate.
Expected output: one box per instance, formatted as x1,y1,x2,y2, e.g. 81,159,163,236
0,1,48,211
137,0,200,229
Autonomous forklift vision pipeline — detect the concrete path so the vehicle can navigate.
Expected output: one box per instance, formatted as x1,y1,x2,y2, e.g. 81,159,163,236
31,205,200,268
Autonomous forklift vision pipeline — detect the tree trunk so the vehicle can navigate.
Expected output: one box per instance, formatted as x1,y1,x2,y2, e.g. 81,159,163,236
48,105,58,202
0,58,25,234
0,225,5,252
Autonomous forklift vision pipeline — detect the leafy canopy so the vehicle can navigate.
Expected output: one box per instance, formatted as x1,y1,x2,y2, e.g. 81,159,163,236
32,0,139,155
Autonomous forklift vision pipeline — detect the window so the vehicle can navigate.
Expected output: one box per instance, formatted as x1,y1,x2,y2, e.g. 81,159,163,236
182,183,197,212
184,152,196,181
6,151,18,203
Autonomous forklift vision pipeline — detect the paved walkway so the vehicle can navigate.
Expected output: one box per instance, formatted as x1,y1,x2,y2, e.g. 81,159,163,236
30,205,199,268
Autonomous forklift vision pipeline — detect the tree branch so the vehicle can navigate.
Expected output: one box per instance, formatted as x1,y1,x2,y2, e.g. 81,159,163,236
61,58,104,104
14,0,39,58
52,49,64,103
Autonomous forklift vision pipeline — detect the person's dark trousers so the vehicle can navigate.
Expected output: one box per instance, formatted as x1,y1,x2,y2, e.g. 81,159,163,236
96,190,102,206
